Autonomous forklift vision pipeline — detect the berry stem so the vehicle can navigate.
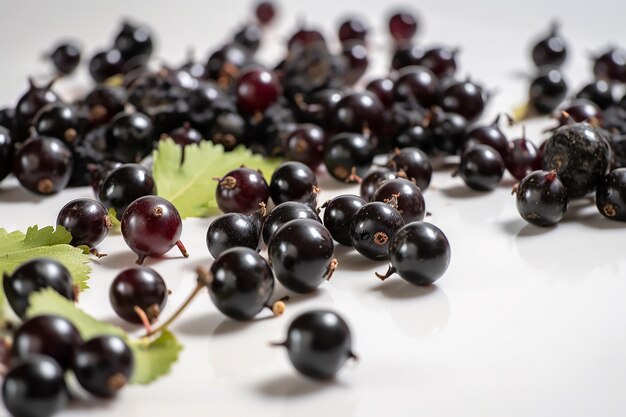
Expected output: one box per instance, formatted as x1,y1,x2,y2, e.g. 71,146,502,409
134,306,153,334
375,265,397,281
324,258,339,281
176,240,189,258
89,248,107,258
144,267,212,337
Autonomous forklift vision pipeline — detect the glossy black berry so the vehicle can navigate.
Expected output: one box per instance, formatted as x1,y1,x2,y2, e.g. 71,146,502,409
350,202,404,261
14,78,60,142
529,68,568,114
56,198,111,250
387,147,432,191
109,266,168,324
576,80,614,110
322,194,366,246
394,65,439,107
262,201,320,245
372,178,426,223
388,11,418,42
273,310,356,380
366,78,395,109
208,247,275,320
114,21,153,63
98,163,156,219
377,222,451,286
215,167,270,215
506,130,541,181
541,122,611,198
48,42,81,74
515,170,568,226
531,23,567,67
2,356,68,417
236,68,282,115
420,47,458,79
331,91,384,135
285,124,327,171
391,43,424,71
462,114,510,161
13,135,73,195
338,18,367,44
595,168,626,221
454,145,504,191
206,208,264,258
593,48,626,82
0,126,13,183
89,49,124,83
34,102,87,144
85,85,127,125
341,42,369,85
12,315,82,370
557,99,602,125
72,335,134,398
360,169,398,202
324,132,375,182
440,79,487,123
3,258,74,319
269,219,336,293
429,110,468,156
269,162,318,206
106,112,155,163
393,124,433,152
234,24,262,54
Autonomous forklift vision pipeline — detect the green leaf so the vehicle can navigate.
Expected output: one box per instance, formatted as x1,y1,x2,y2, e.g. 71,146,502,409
27,289,183,385
0,226,91,290
107,208,121,233
153,138,281,219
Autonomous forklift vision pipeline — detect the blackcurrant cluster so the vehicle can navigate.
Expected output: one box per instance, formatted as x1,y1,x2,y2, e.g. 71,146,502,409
2,259,134,417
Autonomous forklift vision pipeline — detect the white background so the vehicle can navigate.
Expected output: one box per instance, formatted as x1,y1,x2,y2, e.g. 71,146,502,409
1,1,626,416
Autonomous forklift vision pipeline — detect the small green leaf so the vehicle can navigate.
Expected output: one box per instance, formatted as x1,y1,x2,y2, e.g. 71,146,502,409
0,226,91,290
153,138,281,219
107,208,121,233
27,289,182,385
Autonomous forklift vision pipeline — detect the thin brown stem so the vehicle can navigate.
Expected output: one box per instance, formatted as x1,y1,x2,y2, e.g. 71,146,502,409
375,265,396,281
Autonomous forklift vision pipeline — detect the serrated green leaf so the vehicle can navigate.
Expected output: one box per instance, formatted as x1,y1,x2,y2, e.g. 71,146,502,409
0,226,91,290
27,289,182,385
153,138,282,219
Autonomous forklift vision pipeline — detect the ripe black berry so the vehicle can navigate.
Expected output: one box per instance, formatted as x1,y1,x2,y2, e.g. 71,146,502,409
109,266,168,325
98,163,156,219
215,167,270,214
322,194,366,246
269,161,318,205
0,126,13,183
72,335,134,398
506,128,541,181
440,79,487,123
262,201,320,245
531,22,567,67
272,310,356,380
269,219,336,293
529,68,568,114
3,258,74,318
350,202,404,260
462,114,510,161
34,102,87,145
593,48,626,82
576,80,614,110
454,145,504,191
89,49,124,83
255,1,276,25
541,122,611,198
360,169,398,202
596,168,626,221
12,315,82,370
284,123,327,171
394,65,439,107
372,178,426,223
387,147,432,191
236,68,281,115
206,205,265,258
377,222,451,286
14,78,60,142
2,356,68,417
388,11,418,42
324,132,375,182
106,112,155,163
338,18,368,44
515,170,568,226
121,195,188,264
13,135,73,195
56,198,112,251
48,42,81,75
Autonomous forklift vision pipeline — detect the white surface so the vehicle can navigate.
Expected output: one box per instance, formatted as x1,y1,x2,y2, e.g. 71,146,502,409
1,1,626,416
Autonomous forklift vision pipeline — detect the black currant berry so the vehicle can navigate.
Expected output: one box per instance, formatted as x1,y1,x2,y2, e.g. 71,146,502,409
529,68,567,114
515,170,569,226
360,169,398,202
541,122,611,198
85,85,127,125
429,109,468,156
215,167,270,215
372,178,426,223
462,114,510,161
34,102,87,145
366,78,394,109
454,145,504,191
388,11,418,42
262,201,321,245
506,128,541,181
89,49,124,83
13,135,73,195
109,266,168,325
98,163,157,220
269,161,318,206
324,132,374,182
331,92,384,135
206,205,265,258
269,219,336,293
3,258,74,318
557,99,602,125
420,47,458,79
531,22,567,67
440,79,487,123
106,112,155,163
377,221,451,286
121,195,188,264
593,48,626,82
14,78,60,142
272,310,356,380
255,1,276,24
72,335,134,398
285,124,327,171
209,247,276,320
394,65,439,107
596,168,626,221
56,198,112,250
2,356,68,417
387,147,432,191
114,21,153,63
0,126,13,183
322,194,366,246
48,42,81,75
12,315,82,371
235,67,282,115
576,80,614,110
350,202,404,260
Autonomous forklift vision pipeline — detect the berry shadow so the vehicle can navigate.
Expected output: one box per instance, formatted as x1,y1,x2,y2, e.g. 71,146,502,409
272,288,322,306
370,278,440,299
333,245,384,272
255,373,338,397
91,251,138,270
0,184,46,203
174,311,271,337
516,223,555,238
438,184,491,199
